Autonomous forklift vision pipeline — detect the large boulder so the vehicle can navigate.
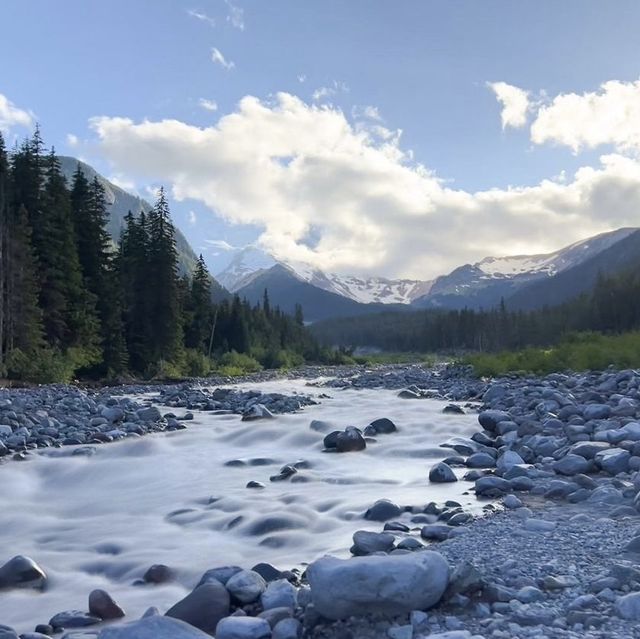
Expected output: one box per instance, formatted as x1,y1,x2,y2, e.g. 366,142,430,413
583,404,611,421
216,616,271,639
307,552,449,619
226,570,267,604
429,462,457,483
478,410,511,432
89,589,125,620
99,616,211,638
553,454,589,476
364,499,402,522
369,418,397,434
165,582,230,634
0,555,47,590
595,448,631,475
336,427,366,453
351,531,395,555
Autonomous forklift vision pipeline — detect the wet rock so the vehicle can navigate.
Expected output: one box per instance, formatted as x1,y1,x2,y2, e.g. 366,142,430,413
429,462,457,483
351,530,396,555
307,551,449,619
261,579,298,610
49,611,101,630
365,499,403,522
369,418,397,434
88,589,125,620
215,616,271,639
616,592,640,620
336,427,366,452
443,404,465,415
198,566,242,587
226,570,267,604
165,582,231,634
98,616,211,638
242,404,275,422
0,555,47,590
272,618,301,639
143,564,173,584
553,454,590,476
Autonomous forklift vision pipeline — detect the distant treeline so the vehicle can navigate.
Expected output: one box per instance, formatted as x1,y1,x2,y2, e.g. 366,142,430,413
0,128,326,382
311,270,640,353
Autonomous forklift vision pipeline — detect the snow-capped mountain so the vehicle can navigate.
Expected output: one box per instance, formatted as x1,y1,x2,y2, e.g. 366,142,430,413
413,227,638,309
216,247,433,304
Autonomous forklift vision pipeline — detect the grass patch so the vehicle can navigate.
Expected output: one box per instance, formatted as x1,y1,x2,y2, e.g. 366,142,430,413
464,331,640,377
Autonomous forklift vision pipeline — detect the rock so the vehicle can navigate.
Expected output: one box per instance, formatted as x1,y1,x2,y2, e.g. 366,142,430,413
251,562,285,583
496,450,524,472
198,566,242,586
595,448,631,475
270,465,297,482
369,418,397,434
98,616,211,638
336,427,366,452
261,579,298,610
387,625,413,639
242,404,275,421
483,384,508,403
429,462,457,483
478,410,511,432
259,608,292,629
351,530,396,555
569,441,611,459
143,564,173,584
445,561,483,598
583,404,611,420
443,404,465,415
49,611,101,629
88,589,125,620
247,481,266,489
226,570,267,604
525,519,556,533
165,582,231,634
502,494,523,509
398,390,421,399
0,627,17,639
215,617,271,639
307,552,449,619
364,499,403,521
421,524,453,541
474,476,510,497
272,618,301,639
625,536,640,552
553,454,590,476
466,452,495,468
616,592,640,619
0,555,47,590
137,406,161,422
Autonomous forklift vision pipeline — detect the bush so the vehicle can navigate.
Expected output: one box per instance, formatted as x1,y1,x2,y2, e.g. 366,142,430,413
7,347,78,383
215,351,263,376
182,349,213,377
464,331,640,377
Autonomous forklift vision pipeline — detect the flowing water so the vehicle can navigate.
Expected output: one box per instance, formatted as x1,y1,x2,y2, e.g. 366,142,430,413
0,379,480,631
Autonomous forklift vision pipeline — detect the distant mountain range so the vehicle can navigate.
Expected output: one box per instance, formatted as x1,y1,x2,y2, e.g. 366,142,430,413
216,228,640,321
59,157,228,301
58,159,640,322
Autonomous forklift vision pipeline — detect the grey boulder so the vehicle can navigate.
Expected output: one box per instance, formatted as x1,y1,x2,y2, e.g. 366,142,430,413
165,582,230,634
215,616,271,639
99,616,211,638
429,462,457,483
307,551,449,619
0,555,47,590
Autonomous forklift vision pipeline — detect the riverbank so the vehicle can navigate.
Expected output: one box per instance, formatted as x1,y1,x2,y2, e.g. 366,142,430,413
2,364,640,638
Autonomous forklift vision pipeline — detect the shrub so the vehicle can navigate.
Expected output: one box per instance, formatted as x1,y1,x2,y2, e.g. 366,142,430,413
215,351,263,376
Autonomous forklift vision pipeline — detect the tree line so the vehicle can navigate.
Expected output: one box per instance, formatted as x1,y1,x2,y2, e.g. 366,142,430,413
311,270,640,354
0,129,322,382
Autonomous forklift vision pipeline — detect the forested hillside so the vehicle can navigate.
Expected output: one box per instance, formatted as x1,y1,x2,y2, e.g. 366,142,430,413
311,269,640,354
0,129,321,382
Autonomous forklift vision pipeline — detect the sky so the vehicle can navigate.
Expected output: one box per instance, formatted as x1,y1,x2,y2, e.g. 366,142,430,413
2,0,640,280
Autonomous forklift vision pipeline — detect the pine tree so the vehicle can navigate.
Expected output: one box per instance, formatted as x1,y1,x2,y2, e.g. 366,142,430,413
186,255,213,351
145,188,182,365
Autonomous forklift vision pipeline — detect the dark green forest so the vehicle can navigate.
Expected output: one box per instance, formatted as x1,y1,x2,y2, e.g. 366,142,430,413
0,129,327,382
311,271,640,354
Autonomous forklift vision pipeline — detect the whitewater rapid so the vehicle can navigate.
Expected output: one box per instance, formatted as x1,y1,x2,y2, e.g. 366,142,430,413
0,379,480,631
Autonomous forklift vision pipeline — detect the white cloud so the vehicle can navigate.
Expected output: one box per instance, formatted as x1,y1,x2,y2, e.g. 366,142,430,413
87,93,640,279
187,9,216,27
312,81,349,102
488,81,530,129
211,47,235,70
224,0,245,30
352,105,383,122
531,79,640,153
188,210,197,225
199,98,218,112
66,133,79,147
298,74,307,84
205,239,236,251
108,174,138,193
0,93,34,133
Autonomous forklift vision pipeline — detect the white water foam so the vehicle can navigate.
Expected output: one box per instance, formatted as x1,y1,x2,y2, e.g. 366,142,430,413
0,380,480,632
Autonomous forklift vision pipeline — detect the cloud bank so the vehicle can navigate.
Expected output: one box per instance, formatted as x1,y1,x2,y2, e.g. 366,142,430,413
0,93,33,133
87,92,640,279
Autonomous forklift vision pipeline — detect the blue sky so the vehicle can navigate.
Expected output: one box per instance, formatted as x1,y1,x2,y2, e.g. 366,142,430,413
2,0,640,279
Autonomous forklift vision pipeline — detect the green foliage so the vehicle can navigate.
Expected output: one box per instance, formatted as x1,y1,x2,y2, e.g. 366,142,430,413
464,331,640,376
6,346,99,384
215,351,263,376
182,348,213,377
353,352,435,366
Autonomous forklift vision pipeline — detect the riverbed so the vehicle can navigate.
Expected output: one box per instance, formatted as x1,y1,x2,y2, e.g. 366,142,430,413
0,379,479,632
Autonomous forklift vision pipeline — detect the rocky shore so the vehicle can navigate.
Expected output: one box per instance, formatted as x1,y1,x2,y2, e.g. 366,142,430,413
3,364,640,638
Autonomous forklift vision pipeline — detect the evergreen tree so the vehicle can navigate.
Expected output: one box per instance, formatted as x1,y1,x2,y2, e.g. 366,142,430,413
186,255,213,351
145,188,182,365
